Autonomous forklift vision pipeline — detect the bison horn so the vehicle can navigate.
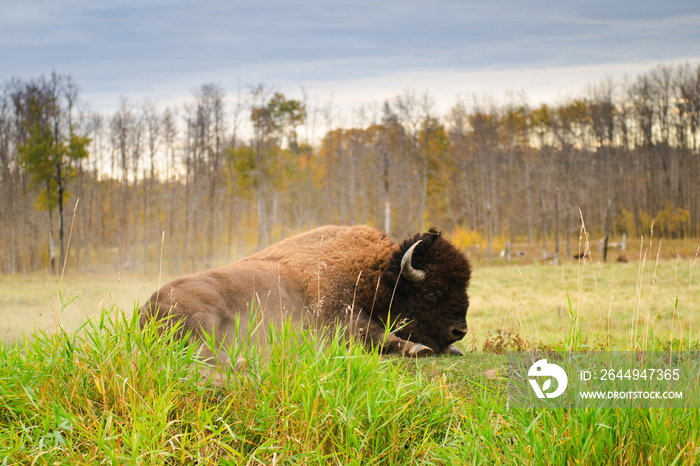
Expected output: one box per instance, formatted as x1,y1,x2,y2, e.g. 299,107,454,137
400,240,426,282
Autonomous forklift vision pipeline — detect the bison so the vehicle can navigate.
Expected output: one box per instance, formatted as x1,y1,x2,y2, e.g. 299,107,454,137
139,225,472,362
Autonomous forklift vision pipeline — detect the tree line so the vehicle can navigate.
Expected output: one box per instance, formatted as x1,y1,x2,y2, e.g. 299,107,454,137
1,63,699,274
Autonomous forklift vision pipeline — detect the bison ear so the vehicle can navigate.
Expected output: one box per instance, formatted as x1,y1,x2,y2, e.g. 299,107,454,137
400,240,426,282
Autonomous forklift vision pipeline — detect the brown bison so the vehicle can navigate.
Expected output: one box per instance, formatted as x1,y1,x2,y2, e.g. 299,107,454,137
139,225,471,362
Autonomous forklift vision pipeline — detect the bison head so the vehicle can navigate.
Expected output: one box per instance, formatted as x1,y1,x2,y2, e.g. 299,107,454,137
381,228,471,354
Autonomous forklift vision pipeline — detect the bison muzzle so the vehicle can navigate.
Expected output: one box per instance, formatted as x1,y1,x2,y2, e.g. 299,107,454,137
139,225,472,362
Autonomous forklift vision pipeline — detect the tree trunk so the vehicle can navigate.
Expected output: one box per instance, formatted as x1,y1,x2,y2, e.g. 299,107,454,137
143,174,149,274
554,188,559,265
56,162,65,271
257,194,267,250
540,191,547,259
47,207,56,275
487,203,493,261
526,161,533,244
383,149,391,236
603,234,609,262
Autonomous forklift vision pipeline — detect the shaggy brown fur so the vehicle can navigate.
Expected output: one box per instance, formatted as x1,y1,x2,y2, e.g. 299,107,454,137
139,225,472,362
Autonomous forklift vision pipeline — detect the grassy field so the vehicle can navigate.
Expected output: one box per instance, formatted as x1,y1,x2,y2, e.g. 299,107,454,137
1,237,700,463
0,269,187,343
4,239,699,351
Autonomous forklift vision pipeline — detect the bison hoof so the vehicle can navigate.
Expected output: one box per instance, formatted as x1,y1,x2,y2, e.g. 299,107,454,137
407,343,433,357
445,345,463,356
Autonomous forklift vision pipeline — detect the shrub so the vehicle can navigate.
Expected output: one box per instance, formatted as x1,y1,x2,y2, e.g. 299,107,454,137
654,202,691,238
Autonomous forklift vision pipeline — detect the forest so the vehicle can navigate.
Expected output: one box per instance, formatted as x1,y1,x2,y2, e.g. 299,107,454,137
1,63,699,274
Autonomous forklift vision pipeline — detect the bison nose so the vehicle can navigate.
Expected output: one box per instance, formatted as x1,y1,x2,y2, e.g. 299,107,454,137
449,322,468,341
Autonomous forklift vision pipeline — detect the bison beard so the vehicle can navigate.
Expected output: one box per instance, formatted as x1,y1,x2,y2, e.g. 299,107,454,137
139,225,471,363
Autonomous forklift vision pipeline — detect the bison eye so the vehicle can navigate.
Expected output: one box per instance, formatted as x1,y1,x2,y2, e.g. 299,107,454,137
425,291,439,302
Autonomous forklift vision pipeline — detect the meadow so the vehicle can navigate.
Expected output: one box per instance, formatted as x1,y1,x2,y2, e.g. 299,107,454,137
1,236,700,464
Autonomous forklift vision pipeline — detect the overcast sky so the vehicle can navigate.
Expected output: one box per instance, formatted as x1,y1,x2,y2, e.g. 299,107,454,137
3,0,700,117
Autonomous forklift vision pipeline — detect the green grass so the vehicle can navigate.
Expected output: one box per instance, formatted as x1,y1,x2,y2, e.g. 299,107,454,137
1,237,700,464
0,305,484,464
2,305,700,464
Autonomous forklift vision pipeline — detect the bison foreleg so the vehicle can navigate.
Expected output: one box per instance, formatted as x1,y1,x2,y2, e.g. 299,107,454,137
343,311,433,357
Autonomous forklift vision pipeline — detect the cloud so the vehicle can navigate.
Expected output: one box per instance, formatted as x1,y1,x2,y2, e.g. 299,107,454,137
278,58,700,119
2,0,699,114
